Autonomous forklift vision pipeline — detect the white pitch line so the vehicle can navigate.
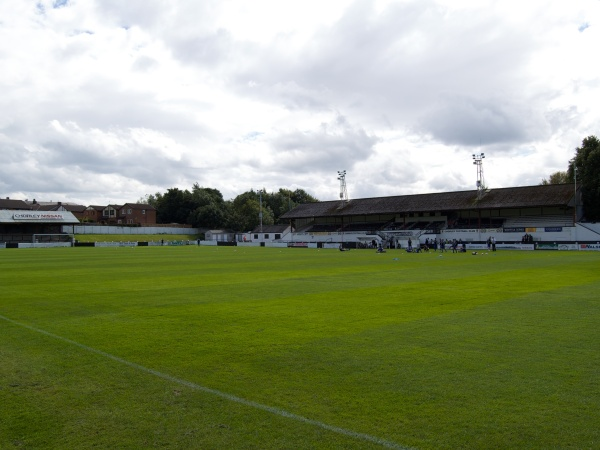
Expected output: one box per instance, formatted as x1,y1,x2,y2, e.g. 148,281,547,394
1,314,413,450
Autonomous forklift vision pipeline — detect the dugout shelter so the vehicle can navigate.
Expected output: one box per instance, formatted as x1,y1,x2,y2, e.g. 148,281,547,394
0,210,79,245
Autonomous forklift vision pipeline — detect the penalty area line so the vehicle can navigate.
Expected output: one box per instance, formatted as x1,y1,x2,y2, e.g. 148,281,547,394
0,314,412,450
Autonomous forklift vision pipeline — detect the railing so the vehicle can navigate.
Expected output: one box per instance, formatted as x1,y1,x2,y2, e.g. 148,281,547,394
0,234,34,243
503,215,573,228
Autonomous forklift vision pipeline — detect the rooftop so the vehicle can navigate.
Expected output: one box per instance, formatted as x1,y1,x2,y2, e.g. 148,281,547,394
280,184,575,219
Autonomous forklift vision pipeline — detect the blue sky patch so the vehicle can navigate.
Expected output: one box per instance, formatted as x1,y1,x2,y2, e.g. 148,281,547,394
53,0,69,8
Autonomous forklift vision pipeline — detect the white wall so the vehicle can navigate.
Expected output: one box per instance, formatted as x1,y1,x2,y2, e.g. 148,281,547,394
66,225,199,235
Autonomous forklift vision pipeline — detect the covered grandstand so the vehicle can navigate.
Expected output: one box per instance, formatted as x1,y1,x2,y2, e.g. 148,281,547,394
0,210,79,247
280,184,600,247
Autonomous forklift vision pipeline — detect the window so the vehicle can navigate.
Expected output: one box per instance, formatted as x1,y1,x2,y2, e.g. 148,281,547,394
275,234,281,239
127,208,132,214
142,209,146,214
265,234,269,239
254,234,258,239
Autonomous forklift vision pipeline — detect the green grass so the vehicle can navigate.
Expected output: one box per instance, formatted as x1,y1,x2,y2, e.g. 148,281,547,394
1,247,599,449
74,234,199,242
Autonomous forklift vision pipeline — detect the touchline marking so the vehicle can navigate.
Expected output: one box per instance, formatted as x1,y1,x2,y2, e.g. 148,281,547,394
1,314,413,450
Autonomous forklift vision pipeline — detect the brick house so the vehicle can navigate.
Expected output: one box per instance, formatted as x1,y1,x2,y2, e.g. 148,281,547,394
84,203,156,225
83,205,105,223
102,205,121,223
117,203,156,225
61,204,87,221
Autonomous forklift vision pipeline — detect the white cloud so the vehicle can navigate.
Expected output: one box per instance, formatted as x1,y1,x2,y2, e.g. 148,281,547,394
0,0,599,205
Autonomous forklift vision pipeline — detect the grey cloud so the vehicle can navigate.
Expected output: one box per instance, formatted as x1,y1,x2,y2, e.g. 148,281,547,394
98,0,236,68
270,114,379,173
94,0,186,29
225,1,539,144
2,1,596,204
417,96,531,146
545,106,581,134
248,81,331,112
132,56,159,71
429,172,471,193
170,29,233,67
353,163,423,199
0,141,73,195
98,0,544,151
41,77,204,133
39,125,190,188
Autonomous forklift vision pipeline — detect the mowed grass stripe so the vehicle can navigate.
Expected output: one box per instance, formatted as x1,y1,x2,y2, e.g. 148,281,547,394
0,313,411,450
1,246,600,448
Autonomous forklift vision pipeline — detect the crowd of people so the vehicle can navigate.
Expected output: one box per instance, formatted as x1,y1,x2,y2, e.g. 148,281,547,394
521,233,534,243
345,235,537,252
407,237,466,253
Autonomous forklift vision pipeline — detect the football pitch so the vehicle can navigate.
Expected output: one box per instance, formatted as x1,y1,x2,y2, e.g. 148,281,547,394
1,246,599,449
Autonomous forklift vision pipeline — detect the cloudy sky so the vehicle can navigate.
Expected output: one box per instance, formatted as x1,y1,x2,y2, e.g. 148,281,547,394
1,0,598,205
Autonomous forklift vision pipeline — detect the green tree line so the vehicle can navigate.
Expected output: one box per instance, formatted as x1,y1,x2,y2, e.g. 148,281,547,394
542,135,600,221
142,184,318,231
144,136,600,229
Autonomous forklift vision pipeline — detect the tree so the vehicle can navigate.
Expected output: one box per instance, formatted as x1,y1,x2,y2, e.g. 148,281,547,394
142,184,318,229
541,171,570,185
262,188,319,224
290,188,319,205
261,188,306,223
152,188,194,224
188,184,230,228
230,190,274,232
188,202,229,229
191,184,224,206
569,135,600,221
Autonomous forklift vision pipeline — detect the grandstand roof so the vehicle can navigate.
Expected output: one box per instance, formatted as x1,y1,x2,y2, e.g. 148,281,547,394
280,184,575,219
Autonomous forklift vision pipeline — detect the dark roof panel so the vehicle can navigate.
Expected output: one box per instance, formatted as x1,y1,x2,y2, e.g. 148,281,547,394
122,203,156,210
280,184,575,219
251,224,290,233
0,199,31,210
